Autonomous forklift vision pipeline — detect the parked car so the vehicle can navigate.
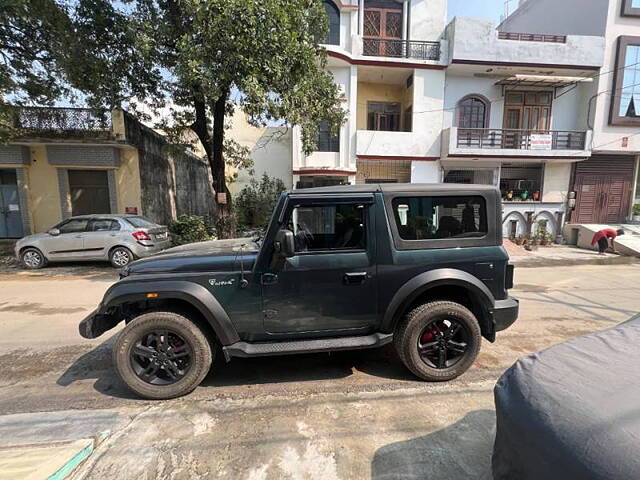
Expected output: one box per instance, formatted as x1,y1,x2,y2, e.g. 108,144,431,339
79,184,519,399
493,317,640,480
15,215,170,269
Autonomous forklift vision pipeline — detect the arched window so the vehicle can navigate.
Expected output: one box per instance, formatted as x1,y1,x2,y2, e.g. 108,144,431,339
457,96,489,129
323,1,340,46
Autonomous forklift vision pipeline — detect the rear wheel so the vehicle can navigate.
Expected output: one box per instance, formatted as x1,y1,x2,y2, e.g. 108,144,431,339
395,301,481,382
109,246,133,268
21,247,47,269
113,311,213,399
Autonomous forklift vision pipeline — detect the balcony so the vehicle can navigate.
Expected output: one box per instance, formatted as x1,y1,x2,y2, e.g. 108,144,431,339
356,130,433,158
10,107,113,140
362,38,440,61
446,127,593,158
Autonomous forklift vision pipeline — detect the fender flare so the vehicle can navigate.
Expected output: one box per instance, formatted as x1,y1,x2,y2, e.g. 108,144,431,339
101,280,240,345
381,269,496,333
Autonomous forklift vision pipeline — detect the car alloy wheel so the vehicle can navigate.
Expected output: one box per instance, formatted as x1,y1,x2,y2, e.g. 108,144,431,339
130,330,194,385
22,250,42,268
111,249,131,267
417,318,470,369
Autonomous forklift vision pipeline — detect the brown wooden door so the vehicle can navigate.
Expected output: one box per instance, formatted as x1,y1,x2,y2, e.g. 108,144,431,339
364,8,402,56
572,157,635,224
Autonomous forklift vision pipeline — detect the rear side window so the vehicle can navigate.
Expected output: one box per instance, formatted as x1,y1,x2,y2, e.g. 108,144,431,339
89,219,120,232
58,218,89,234
392,196,487,240
287,204,366,252
124,217,155,228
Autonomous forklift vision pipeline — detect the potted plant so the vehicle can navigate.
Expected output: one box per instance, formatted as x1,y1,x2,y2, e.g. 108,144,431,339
633,204,640,223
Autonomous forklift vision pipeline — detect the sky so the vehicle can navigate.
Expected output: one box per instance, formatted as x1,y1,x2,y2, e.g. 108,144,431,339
447,0,512,23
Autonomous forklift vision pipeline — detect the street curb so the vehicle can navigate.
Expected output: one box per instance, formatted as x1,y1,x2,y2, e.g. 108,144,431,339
511,256,638,268
47,431,109,480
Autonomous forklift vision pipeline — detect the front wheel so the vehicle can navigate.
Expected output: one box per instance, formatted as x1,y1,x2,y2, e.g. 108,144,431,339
395,301,482,382
21,247,47,269
113,311,213,400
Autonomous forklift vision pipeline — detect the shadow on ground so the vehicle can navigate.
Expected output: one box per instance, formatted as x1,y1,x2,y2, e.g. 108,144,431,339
57,338,417,400
371,409,496,480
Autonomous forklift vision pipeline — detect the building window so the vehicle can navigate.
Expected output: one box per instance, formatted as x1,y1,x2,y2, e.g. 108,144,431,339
503,91,552,131
392,196,488,240
288,203,366,252
443,169,496,185
457,96,489,129
367,102,401,131
323,1,340,46
500,164,544,202
622,0,640,17
611,37,640,125
316,120,340,152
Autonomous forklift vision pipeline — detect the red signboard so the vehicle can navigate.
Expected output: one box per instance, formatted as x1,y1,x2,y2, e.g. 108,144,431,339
125,207,138,215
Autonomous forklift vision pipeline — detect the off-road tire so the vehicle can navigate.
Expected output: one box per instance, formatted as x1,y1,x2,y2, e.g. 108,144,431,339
394,301,482,382
113,311,213,400
109,246,133,268
21,247,47,269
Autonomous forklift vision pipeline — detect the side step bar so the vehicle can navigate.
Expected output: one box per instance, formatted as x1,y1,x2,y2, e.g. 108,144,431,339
223,333,393,360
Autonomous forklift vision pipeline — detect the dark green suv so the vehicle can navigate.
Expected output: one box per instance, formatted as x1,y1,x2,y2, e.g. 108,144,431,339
80,184,518,399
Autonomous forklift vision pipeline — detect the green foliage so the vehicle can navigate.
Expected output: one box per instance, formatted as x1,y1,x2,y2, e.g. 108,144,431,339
168,215,216,246
633,204,640,215
235,174,287,232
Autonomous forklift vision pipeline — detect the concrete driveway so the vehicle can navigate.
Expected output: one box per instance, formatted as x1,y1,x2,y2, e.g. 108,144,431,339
0,264,639,478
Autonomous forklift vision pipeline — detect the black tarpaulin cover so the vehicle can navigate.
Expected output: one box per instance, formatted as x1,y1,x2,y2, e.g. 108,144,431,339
492,317,640,480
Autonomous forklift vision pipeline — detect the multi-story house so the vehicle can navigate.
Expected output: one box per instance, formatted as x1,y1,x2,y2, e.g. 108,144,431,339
0,107,214,238
293,0,448,189
495,0,640,228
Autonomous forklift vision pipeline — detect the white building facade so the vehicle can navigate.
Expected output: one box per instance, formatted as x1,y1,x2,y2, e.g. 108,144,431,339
287,0,640,236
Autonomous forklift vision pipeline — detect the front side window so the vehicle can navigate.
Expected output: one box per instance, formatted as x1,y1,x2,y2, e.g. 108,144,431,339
58,218,89,234
392,196,487,240
611,37,640,124
288,204,366,252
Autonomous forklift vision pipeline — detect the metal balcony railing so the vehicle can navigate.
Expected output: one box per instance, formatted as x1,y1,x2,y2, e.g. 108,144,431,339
456,129,588,151
11,107,113,139
498,32,567,43
362,38,440,61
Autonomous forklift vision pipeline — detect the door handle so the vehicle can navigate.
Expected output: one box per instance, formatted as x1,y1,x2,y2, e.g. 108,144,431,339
261,273,278,285
344,272,368,285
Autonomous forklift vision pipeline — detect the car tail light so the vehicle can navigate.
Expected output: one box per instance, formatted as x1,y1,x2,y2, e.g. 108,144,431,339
132,231,151,241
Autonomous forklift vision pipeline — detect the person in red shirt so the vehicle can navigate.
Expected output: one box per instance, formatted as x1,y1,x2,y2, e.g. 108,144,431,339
591,228,625,255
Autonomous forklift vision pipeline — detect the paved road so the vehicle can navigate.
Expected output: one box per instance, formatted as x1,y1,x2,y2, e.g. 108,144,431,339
0,264,639,478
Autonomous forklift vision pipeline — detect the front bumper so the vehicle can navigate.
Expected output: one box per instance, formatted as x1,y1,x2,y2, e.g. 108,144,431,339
493,297,519,332
78,308,119,339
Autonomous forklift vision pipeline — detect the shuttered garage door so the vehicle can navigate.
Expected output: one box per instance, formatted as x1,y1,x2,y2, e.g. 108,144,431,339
572,156,635,224
68,170,111,216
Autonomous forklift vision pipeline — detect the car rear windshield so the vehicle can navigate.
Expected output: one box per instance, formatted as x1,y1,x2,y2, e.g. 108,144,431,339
124,217,156,229
392,196,488,240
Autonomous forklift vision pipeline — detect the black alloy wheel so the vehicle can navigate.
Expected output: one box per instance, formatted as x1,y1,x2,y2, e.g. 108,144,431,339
417,318,470,369
130,330,193,385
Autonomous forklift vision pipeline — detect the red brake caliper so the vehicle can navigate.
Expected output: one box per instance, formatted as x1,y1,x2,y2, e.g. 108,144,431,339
421,322,445,344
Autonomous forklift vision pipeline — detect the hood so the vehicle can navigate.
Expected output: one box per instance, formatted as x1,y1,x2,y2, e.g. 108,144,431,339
126,238,260,275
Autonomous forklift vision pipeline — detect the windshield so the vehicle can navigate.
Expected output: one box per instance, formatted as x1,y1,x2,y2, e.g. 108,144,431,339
124,217,156,228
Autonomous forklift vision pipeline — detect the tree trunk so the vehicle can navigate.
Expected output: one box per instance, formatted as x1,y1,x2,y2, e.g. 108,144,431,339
210,87,234,239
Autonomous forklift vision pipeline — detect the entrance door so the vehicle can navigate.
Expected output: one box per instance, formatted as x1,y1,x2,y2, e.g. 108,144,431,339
503,91,552,148
573,156,635,224
261,199,377,334
0,170,24,238
68,170,111,216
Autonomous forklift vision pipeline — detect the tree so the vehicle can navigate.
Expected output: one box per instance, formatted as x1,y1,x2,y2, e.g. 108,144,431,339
133,0,345,237
236,174,287,232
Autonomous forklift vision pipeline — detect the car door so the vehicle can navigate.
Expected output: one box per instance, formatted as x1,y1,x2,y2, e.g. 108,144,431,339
44,218,89,259
83,218,121,259
261,197,377,335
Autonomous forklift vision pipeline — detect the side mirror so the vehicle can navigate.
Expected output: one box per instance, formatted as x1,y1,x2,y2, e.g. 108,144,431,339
48,228,61,236
274,229,295,258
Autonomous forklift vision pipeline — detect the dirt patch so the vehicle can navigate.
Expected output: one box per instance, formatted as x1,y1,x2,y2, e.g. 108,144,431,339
0,302,88,316
0,256,118,280
0,345,96,384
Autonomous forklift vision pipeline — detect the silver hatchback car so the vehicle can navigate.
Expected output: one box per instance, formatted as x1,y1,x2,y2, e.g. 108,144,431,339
15,215,171,269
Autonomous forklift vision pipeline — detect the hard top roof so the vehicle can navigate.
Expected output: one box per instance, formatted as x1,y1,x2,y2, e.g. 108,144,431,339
290,183,499,195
